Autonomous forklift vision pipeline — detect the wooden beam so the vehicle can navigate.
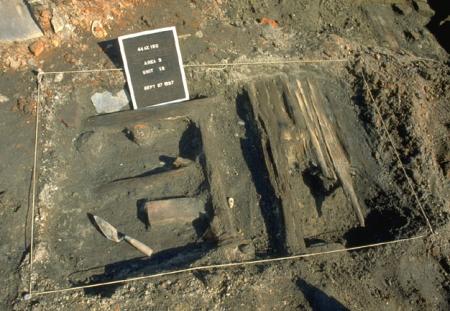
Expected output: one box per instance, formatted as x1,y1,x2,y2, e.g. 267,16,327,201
96,163,204,198
247,78,306,253
84,96,222,129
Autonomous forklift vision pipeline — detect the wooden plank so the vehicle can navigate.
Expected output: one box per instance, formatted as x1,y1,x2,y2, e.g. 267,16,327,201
246,75,365,252
289,79,337,181
293,79,365,226
84,96,221,129
247,79,306,253
145,197,205,225
96,163,204,198
198,117,239,242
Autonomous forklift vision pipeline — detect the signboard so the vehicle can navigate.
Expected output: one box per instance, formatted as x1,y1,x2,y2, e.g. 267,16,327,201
118,27,189,109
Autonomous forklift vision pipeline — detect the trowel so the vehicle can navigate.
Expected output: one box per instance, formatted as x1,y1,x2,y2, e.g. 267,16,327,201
93,215,154,257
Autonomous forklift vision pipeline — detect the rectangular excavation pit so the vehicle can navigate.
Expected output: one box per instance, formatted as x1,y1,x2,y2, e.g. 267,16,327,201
32,69,421,292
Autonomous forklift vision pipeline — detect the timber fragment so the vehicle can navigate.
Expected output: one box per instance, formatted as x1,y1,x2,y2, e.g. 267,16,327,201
246,75,366,253
293,79,365,227
145,197,205,226
247,78,307,253
96,163,204,198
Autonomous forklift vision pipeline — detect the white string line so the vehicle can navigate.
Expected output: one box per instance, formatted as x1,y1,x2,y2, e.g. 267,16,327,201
27,234,427,298
29,72,43,295
183,58,349,67
361,66,435,234
35,55,443,76
40,68,124,75
38,58,348,75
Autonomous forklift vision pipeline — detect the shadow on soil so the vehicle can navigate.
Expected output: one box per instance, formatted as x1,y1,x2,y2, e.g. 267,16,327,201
296,279,350,311
71,242,215,297
98,39,123,68
344,190,410,247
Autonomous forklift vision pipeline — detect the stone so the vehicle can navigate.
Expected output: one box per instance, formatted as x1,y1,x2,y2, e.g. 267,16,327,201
29,41,45,57
27,58,37,67
54,73,64,83
51,9,65,33
91,20,107,38
39,9,52,32
5,56,21,70
129,123,153,146
259,17,279,28
0,0,43,42
91,90,130,114
172,157,193,168
0,93,9,103
195,30,204,38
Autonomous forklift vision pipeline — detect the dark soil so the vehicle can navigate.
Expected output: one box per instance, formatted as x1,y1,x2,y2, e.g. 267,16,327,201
0,0,449,310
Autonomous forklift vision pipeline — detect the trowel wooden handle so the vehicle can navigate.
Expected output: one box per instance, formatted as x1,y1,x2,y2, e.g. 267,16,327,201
124,235,154,257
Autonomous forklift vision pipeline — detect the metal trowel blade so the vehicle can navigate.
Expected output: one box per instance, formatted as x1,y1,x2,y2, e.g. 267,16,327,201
93,215,122,242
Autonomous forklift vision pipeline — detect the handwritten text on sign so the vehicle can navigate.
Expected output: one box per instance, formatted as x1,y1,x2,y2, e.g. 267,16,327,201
118,27,189,109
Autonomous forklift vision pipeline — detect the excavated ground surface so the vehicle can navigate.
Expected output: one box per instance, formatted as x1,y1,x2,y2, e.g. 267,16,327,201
0,1,449,310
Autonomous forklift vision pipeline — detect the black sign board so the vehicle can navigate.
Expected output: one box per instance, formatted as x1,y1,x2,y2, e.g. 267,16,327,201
118,27,189,109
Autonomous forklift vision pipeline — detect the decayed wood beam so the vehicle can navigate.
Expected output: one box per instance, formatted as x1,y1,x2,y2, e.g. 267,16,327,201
145,197,205,226
247,79,306,253
83,96,221,129
96,163,204,198
288,81,336,181
246,75,365,249
198,117,239,241
294,79,365,227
